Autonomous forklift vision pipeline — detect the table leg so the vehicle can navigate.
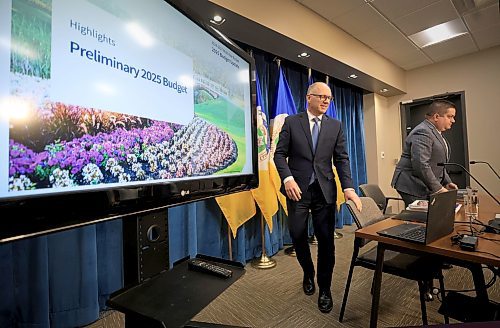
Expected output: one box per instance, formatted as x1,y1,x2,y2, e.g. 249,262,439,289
370,244,385,328
469,263,489,303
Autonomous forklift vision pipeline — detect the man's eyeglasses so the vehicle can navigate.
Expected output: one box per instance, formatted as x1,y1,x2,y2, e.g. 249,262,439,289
309,94,333,102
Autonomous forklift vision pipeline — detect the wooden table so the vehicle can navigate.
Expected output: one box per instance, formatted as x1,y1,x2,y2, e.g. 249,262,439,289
355,196,500,327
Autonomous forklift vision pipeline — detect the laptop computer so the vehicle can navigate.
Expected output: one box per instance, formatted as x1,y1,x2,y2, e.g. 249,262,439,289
393,209,428,223
377,189,458,245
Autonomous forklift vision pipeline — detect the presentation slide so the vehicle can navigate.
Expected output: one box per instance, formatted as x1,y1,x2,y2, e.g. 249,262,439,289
0,0,253,200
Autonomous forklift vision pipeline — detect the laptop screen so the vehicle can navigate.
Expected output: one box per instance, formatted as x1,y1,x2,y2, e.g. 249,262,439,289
425,190,458,243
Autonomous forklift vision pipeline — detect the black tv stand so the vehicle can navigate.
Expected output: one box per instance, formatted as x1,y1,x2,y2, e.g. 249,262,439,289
107,254,246,328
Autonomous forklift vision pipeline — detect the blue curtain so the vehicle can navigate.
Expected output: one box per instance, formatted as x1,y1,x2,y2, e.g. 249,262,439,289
0,49,366,327
0,221,123,327
330,81,368,226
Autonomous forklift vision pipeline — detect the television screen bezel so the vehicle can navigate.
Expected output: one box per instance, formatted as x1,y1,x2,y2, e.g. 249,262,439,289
0,0,258,243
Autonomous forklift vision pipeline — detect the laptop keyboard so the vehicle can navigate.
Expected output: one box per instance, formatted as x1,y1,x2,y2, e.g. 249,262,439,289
398,226,426,242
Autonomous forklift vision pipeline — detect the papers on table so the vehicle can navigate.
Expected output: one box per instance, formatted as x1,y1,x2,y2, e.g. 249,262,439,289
406,200,462,213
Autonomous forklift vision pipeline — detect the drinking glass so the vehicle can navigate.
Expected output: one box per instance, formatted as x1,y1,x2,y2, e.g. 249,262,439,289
464,187,479,222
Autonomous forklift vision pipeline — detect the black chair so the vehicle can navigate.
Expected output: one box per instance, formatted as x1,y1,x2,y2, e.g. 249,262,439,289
338,197,448,325
359,184,404,214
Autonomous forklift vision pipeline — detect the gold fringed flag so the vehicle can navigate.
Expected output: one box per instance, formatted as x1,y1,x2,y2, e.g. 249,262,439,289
333,166,345,210
216,191,256,238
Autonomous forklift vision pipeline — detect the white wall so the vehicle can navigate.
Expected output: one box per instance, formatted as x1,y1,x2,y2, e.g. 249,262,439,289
363,93,403,198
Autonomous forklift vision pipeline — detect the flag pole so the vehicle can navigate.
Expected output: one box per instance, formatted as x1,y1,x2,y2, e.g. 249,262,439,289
277,57,295,257
227,223,233,261
251,212,277,269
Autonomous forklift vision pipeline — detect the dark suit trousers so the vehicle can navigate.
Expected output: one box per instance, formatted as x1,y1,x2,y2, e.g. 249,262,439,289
398,191,421,207
287,180,335,290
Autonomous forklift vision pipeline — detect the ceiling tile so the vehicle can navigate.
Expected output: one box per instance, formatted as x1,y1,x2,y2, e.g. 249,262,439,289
374,42,428,63
452,0,499,15
464,3,500,31
472,24,500,49
379,49,432,70
360,28,418,51
422,34,478,61
370,0,441,21
295,0,365,21
355,20,410,49
394,0,460,35
330,3,389,38
400,57,435,70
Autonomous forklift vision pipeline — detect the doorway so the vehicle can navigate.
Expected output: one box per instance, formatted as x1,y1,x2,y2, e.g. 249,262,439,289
400,92,469,188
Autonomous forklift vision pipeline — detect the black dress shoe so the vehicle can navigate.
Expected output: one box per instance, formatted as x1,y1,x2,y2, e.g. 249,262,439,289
303,276,315,295
318,290,333,313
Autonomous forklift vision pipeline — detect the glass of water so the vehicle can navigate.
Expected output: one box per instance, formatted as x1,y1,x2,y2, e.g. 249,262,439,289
464,187,479,222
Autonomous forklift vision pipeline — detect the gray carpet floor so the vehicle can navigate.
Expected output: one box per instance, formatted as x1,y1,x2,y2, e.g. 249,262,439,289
87,224,499,327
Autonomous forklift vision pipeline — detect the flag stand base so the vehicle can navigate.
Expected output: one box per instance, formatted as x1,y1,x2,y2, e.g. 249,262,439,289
251,254,276,269
284,246,296,257
334,231,343,239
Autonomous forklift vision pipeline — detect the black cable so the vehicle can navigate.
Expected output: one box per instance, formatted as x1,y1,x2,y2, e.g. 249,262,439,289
457,224,483,236
434,265,497,298
474,219,500,233
478,235,500,243
474,250,500,259
489,265,500,278
455,229,472,236
450,231,500,246
455,220,500,233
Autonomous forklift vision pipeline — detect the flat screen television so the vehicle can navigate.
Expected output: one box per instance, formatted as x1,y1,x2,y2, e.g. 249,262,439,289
0,0,257,243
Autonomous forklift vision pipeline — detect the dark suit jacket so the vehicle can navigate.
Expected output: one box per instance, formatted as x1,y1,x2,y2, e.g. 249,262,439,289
274,112,354,204
391,119,452,197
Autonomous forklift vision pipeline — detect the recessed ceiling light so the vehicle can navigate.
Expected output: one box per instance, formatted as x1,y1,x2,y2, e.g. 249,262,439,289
297,52,310,58
348,74,358,79
380,88,389,93
409,18,468,48
210,15,226,25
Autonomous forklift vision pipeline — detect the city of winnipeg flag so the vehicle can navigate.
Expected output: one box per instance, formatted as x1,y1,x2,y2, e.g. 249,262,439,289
250,74,278,230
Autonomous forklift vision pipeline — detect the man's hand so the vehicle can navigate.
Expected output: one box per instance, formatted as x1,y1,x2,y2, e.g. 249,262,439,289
446,183,458,190
434,187,448,194
344,189,362,211
284,179,302,201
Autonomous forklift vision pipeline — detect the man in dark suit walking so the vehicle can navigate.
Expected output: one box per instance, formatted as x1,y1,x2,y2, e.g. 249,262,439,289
274,82,362,313
391,100,458,206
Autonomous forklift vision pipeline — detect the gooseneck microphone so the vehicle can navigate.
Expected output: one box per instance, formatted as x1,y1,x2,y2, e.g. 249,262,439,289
438,162,499,205
470,160,500,179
